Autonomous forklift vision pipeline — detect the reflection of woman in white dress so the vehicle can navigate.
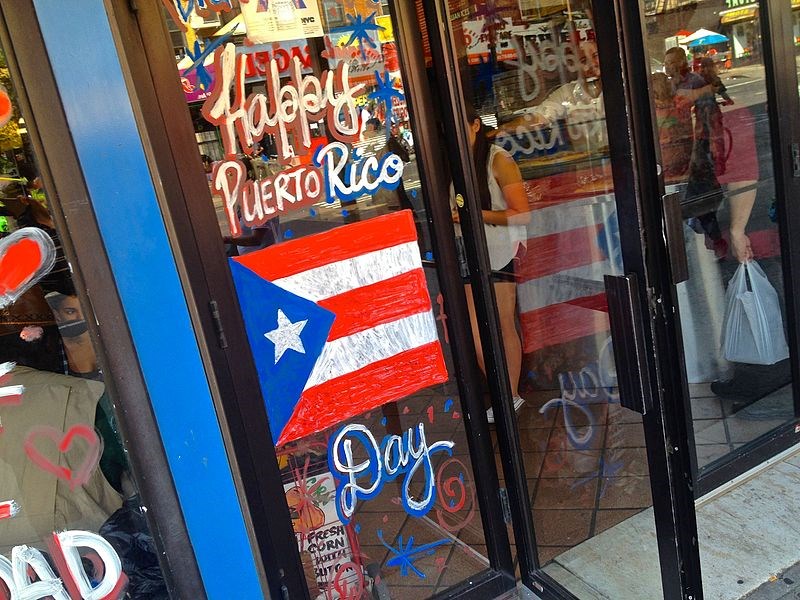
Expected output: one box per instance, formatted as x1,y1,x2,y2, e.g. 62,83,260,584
453,107,530,421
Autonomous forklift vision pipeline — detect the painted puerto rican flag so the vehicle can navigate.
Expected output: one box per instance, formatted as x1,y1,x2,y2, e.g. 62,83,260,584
230,210,448,446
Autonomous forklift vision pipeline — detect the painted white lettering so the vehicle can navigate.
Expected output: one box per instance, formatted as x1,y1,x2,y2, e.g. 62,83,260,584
314,142,405,203
495,114,566,158
330,422,454,523
203,44,365,163
507,36,581,103
212,159,247,237
11,545,69,600
213,161,324,234
57,530,124,600
0,531,125,600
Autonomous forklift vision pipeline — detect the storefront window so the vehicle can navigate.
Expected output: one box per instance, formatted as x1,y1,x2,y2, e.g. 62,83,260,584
0,47,170,598
161,1,490,597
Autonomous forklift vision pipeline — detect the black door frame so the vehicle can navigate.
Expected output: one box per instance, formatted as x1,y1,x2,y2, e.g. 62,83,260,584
420,0,706,598
689,0,800,497
103,0,523,598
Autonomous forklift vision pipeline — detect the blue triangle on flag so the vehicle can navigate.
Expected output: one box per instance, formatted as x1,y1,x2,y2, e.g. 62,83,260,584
229,260,335,446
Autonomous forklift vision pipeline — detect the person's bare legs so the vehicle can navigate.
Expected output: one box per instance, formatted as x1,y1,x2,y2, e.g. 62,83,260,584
494,281,522,398
464,284,485,374
464,282,522,398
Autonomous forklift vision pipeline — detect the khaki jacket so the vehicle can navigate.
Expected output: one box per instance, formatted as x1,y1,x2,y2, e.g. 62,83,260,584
0,366,122,555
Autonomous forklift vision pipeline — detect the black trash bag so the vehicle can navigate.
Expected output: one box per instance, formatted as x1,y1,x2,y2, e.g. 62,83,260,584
100,495,169,600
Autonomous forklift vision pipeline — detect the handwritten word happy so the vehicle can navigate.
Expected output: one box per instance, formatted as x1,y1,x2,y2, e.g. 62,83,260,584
0,530,126,600
203,43,363,164
329,422,454,523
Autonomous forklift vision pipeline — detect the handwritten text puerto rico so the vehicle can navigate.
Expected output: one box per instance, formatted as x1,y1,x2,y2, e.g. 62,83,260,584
203,43,404,235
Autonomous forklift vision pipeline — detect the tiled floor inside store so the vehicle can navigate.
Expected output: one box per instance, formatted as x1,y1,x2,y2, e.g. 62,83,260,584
503,389,653,567
690,382,795,469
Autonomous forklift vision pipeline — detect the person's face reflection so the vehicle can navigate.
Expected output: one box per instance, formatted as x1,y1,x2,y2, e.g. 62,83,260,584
52,295,84,326
664,52,686,79
579,40,600,80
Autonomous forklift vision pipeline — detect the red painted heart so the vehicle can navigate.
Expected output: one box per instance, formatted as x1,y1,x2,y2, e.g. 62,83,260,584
24,424,102,491
0,85,11,128
0,227,56,308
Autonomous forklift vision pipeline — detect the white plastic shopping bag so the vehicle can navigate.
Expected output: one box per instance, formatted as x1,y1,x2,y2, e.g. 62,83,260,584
721,261,789,365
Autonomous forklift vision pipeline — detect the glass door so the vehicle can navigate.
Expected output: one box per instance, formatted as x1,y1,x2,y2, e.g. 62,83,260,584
637,0,800,598
426,1,700,598
641,0,799,483
123,0,521,598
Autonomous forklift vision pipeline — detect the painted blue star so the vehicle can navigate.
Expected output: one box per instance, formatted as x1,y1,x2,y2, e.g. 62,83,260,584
377,530,449,579
170,0,233,28
184,32,233,90
331,12,385,61
368,70,404,135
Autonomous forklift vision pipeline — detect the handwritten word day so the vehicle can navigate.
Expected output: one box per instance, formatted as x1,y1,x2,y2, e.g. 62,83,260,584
329,422,454,523
203,43,405,235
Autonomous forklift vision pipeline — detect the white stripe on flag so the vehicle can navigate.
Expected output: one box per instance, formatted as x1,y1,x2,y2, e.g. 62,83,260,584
517,260,614,313
272,241,421,302
303,310,438,390
524,196,611,238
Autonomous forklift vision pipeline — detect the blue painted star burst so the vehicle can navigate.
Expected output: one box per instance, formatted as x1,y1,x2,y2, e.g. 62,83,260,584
368,70,404,134
184,32,233,90
378,530,449,579
331,12,385,61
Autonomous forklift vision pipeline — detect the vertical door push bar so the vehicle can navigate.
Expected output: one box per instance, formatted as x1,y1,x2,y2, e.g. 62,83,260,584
603,273,653,415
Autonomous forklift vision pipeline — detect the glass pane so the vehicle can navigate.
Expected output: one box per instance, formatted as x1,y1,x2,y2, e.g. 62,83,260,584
445,2,663,597
160,1,491,597
645,2,794,473
0,49,170,597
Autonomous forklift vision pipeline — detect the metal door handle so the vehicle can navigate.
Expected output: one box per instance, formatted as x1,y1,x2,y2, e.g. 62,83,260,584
662,192,689,284
792,143,800,178
603,273,653,415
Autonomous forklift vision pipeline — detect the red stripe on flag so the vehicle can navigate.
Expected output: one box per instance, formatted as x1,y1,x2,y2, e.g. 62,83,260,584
234,210,418,281
564,292,608,312
277,342,448,446
517,224,605,282
319,269,433,341
520,302,610,353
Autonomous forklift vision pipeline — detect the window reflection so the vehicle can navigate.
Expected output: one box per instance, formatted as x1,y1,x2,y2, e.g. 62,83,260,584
647,2,793,472
0,48,168,598
448,5,662,595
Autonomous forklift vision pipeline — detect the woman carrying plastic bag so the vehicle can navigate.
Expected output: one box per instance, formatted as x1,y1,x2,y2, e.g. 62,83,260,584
720,260,789,366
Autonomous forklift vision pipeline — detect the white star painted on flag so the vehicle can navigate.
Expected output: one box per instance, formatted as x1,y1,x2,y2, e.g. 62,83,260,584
264,309,308,364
